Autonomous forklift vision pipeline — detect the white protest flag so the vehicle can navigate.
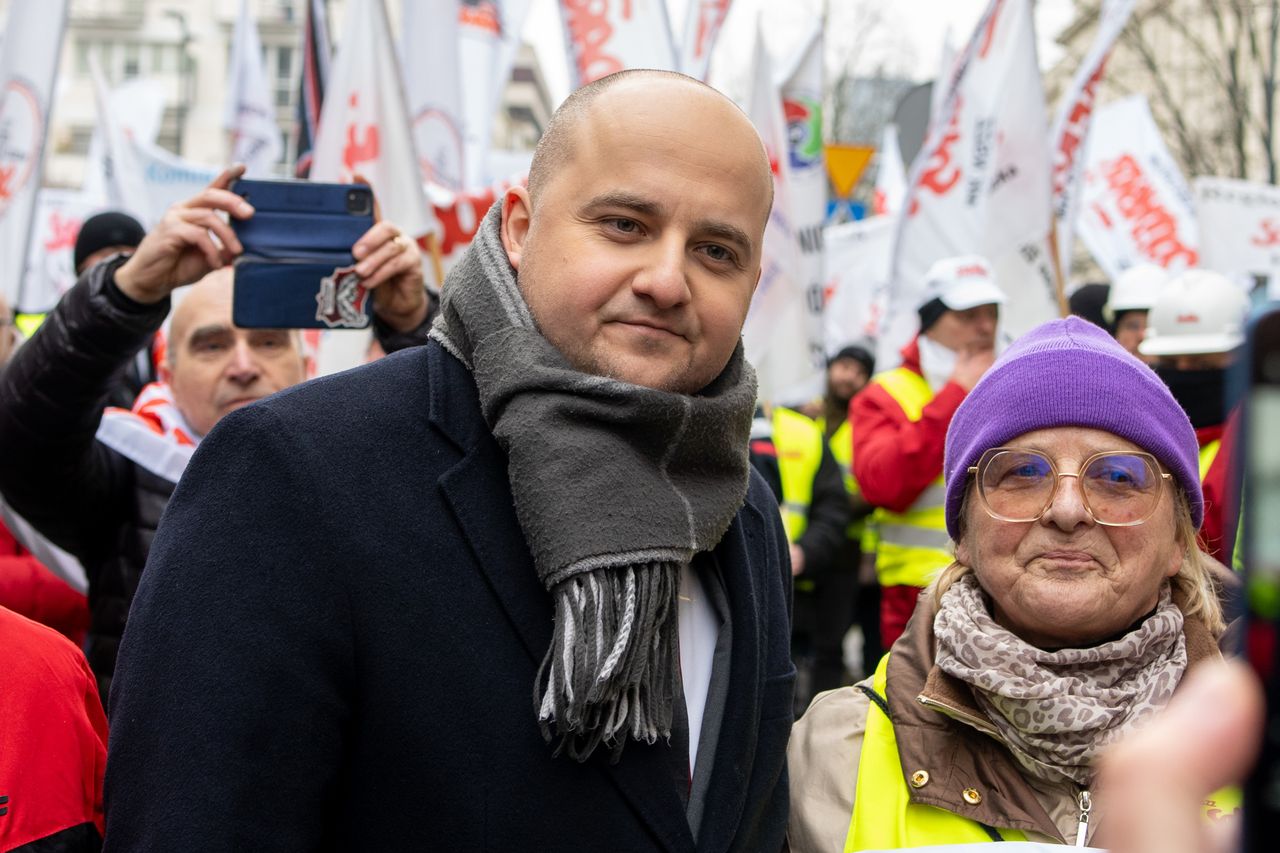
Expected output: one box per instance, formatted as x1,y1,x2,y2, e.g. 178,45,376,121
89,56,154,226
1049,0,1136,275
741,23,813,403
557,0,678,89
1076,95,1198,280
873,124,906,216
311,0,436,238
880,0,1055,369
0,0,68,306
678,0,732,81
778,23,828,383
930,26,956,123
457,0,532,189
82,76,166,204
133,138,219,215
401,0,465,190
20,189,100,313
823,216,894,354
1194,176,1280,289
224,0,283,176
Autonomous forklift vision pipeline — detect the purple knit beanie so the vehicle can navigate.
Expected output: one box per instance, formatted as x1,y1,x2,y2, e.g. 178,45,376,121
943,316,1202,539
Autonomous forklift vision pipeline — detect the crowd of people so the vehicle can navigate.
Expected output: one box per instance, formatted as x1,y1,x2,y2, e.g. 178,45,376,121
0,68,1265,852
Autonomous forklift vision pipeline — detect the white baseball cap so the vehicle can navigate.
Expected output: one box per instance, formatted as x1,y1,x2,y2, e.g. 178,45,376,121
918,255,1007,311
1138,269,1251,356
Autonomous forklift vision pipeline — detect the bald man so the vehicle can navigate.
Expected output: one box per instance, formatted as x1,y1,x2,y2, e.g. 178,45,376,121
104,71,792,852
0,165,432,701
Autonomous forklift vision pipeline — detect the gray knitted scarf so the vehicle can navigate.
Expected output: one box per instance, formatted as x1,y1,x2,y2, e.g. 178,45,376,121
430,202,756,762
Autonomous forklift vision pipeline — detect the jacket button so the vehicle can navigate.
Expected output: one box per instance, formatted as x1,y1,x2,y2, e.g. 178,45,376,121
910,770,929,788
962,787,982,805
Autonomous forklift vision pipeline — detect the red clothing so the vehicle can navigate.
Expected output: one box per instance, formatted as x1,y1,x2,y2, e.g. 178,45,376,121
850,338,967,513
1198,410,1241,565
880,584,921,650
0,523,89,645
0,606,106,850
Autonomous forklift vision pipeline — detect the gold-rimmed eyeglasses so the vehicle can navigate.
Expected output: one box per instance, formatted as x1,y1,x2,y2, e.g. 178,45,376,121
967,448,1172,526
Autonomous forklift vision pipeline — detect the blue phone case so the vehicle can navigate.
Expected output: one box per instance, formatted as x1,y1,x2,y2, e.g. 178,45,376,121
230,179,375,329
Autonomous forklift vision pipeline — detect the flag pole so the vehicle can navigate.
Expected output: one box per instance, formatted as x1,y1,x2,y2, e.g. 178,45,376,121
1047,224,1070,317
424,232,445,289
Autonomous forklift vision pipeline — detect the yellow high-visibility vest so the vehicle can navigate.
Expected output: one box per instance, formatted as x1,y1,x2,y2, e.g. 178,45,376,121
846,654,1241,850
772,407,825,545
844,654,1027,851
868,368,951,589
1198,438,1222,481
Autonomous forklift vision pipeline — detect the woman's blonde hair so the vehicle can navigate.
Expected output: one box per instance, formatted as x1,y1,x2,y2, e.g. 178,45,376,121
935,482,1226,637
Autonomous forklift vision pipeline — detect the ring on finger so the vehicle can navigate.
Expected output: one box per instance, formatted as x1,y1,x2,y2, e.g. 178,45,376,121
393,234,409,251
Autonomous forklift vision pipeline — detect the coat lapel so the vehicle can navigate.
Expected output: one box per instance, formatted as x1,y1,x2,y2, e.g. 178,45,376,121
695,501,767,853
428,344,695,853
431,344,552,665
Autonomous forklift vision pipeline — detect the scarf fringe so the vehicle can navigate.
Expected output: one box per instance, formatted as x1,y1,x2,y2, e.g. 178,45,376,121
535,563,679,763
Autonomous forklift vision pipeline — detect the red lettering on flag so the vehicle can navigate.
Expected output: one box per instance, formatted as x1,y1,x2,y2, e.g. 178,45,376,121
978,0,1007,59
563,0,624,84
1251,218,1280,247
910,97,963,216
44,211,82,252
1102,154,1197,268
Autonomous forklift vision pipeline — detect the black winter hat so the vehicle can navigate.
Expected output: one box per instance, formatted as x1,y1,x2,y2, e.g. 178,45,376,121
74,211,146,273
828,344,875,376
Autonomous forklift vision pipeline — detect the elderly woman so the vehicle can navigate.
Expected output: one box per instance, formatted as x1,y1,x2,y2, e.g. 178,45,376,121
787,317,1236,850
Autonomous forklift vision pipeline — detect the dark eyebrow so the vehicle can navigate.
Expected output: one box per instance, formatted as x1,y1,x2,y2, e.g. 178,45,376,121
187,324,232,347
579,191,666,220
579,192,755,257
695,219,754,258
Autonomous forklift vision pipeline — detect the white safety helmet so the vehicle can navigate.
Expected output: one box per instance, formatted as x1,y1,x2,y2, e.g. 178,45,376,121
1137,270,1250,356
1104,263,1169,324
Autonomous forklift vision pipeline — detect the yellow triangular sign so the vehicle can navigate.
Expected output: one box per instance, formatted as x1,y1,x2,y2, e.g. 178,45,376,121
825,144,876,199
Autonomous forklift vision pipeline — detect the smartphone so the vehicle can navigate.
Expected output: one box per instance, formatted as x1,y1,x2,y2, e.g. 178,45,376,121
1243,304,1280,849
230,179,375,329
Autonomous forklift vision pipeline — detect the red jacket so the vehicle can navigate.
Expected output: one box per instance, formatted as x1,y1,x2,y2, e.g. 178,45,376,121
0,523,89,646
0,606,106,850
1197,409,1240,565
851,338,968,513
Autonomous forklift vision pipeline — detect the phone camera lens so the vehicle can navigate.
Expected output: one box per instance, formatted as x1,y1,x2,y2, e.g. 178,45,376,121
346,189,371,216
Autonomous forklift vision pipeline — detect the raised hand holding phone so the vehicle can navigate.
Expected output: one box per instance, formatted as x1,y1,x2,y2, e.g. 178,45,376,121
114,164,252,304
348,174,427,334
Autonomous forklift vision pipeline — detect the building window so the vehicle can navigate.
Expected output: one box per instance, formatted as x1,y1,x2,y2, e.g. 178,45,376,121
123,43,142,79
69,126,94,156
75,39,92,76
270,45,295,109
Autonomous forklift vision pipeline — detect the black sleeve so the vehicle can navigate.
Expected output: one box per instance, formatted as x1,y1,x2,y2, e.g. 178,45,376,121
796,444,852,576
0,258,168,559
103,403,353,852
371,287,437,353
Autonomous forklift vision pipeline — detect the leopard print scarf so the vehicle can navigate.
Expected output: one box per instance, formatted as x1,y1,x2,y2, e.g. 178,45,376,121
933,573,1187,786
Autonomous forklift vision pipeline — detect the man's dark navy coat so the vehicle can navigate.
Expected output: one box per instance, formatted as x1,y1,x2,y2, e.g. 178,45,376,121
103,341,795,852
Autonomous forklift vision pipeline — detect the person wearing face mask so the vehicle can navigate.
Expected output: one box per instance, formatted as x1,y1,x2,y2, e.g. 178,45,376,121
1138,270,1250,564
851,256,1005,650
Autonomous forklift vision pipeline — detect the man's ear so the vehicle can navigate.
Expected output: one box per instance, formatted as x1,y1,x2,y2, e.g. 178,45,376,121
500,186,533,271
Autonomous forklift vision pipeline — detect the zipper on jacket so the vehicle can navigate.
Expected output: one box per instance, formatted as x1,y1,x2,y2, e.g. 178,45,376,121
1074,789,1092,846
916,695,999,737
